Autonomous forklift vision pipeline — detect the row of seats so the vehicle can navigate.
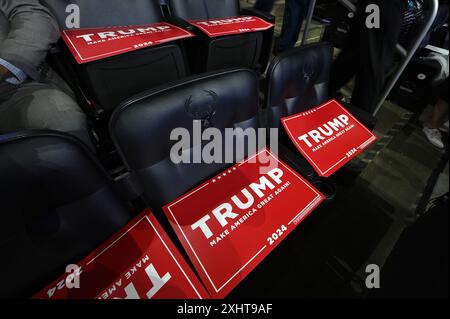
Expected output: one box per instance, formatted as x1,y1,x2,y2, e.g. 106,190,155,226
0,42,376,298
41,0,274,115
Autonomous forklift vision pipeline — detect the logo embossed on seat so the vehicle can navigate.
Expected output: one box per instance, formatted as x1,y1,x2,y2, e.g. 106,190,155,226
185,90,219,129
302,63,315,83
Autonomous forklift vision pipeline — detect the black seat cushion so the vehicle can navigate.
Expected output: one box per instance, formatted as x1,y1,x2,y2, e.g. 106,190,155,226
41,0,163,28
0,131,132,298
110,69,261,209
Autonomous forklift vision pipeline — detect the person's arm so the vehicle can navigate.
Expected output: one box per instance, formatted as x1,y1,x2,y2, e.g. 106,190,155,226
0,0,60,81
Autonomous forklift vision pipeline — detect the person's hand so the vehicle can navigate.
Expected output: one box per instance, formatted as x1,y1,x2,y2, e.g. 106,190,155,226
0,64,11,81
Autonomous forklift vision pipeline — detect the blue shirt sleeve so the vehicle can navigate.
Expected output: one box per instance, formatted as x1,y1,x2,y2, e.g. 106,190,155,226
0,58,28,84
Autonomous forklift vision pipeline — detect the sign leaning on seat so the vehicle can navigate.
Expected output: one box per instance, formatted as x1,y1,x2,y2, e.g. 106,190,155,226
163,148,325,298
282,100,378,178
189,15,274,37
61,23,195,64
34,210,209,299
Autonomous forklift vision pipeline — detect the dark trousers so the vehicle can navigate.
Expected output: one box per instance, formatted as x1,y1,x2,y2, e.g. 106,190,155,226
254,0,276,13
0,69,93,149
330,0,406,113
255,0,310,52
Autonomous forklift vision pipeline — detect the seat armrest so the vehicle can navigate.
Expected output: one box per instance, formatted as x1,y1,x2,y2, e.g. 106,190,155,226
240,7,275,23
164,16,196,32
277,143,316,180
341,102,377,131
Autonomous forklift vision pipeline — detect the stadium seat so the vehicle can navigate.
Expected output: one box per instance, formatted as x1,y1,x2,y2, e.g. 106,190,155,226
264,42,376,180
110,68,262,210
164,0,275,73
42,0,190,116
265,42,376,130
0,131,134,298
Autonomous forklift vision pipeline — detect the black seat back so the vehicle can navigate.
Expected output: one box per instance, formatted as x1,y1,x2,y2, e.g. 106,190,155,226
110,69,261,209
0,131,132,298
167,0,240,20
166,0,266,73
41,0,163,28
41,0,188,114
265,42,333,129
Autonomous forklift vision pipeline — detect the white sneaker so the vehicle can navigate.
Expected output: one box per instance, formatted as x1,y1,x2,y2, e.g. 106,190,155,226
423,127,445,149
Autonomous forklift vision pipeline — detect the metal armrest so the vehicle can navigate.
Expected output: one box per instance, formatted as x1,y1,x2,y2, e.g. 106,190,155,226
240,7,275,24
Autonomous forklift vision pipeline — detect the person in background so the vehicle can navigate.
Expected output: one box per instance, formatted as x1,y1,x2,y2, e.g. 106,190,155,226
0,0,93,148
254,0,311,54
254,0,276,13
417,0,449,149
329,0,407,114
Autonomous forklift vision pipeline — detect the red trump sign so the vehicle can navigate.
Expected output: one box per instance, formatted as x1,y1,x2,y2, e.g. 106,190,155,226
281,100,377,178
61,23,195,64
34,210,209,299
189,16,273,37
163,149,325,298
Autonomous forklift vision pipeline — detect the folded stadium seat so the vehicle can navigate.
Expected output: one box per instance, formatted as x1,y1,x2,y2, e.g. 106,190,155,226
0,131,135,298
110,69,262,211
163,0,275,73
264,42,377,180
42,0,190,116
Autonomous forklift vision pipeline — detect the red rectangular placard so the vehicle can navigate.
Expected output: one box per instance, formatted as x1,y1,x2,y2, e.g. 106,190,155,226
189,15,273,37
163,148,325,298
282,100,377,177
61,23,195,64
33,209,209,299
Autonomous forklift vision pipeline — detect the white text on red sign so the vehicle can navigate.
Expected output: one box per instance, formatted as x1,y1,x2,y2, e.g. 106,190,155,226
76,25,172,43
